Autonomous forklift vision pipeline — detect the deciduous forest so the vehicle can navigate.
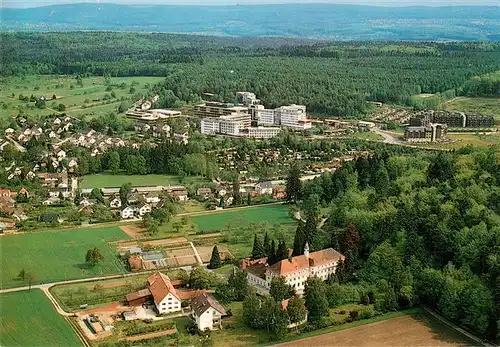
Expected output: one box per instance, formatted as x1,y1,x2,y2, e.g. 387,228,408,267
289,147,500,342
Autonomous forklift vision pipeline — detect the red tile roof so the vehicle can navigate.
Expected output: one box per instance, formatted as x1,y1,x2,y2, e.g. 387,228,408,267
268,248,344,276
129,256,142,271
147,272,180,304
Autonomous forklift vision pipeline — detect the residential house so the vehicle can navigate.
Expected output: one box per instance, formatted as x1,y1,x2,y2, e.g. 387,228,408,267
170,189,188,202
79,198,97,207
244,243,344,295
121,206,136,219
148,272,182,314
138,203,152,216
42,196,60,205
255,181,273,195
56,150,66,161
68,158,78,172
197,188,212,198
273,186,286,200
144,193,160,204
109,196,122,208
191,293,226,331
18,187,30,198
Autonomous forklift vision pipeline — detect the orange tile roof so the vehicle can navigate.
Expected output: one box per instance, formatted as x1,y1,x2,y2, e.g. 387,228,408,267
147,272,180,304
128,256,142,271
268,248,344,276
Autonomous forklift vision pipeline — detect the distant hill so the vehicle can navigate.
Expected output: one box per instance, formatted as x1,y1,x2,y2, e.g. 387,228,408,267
1,3,499,41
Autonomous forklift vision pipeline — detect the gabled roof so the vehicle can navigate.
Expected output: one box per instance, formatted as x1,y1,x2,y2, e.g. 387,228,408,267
268,248,344,276
147,271,180,304
191,293,226,317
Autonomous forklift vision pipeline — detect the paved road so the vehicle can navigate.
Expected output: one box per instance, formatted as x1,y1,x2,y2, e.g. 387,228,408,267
372,127,402,144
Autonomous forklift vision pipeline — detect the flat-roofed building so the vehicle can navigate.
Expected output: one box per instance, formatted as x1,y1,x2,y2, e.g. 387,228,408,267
247,127,282,139
256,109,276,126
201,118,220,135
194,102,250,119
276,104,311,130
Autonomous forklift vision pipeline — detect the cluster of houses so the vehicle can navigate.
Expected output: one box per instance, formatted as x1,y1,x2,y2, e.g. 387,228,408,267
80,185,188,220
0,188,29,226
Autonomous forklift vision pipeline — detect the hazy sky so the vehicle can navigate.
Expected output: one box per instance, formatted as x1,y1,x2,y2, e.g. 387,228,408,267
3,0,498,7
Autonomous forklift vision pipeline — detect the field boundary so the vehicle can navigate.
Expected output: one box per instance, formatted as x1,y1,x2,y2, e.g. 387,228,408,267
269,308,419,346
422,306,496,347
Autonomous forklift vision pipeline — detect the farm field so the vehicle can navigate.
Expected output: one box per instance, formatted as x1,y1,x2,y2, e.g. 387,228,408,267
444,97,500,120
0,226,129,289
191,204,294,232
276,311,475,347
0,75,164,120
81,173,206,188
0,289,82,347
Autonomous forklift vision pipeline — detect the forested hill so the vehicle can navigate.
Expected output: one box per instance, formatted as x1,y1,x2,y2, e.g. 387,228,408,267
2,3,499,41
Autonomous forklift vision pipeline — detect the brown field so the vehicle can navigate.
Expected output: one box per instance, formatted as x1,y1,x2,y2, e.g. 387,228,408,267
197,245,232,263
166,246,198,267
277,313,475,347
120,225,145,238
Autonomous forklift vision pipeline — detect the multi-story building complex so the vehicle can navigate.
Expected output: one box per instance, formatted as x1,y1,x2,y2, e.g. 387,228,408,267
194,102,251,119
466,114,495,128
404,123,447,142
246,127,282,139
236,92,260,106
276,104,311,130
201,113,251,136
256,104,311,130
410,110,493,129
243,244,344,295
256,109,278,126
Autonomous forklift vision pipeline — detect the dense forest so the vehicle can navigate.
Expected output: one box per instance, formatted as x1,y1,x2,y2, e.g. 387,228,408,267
286,147,500,342
1,33,499,117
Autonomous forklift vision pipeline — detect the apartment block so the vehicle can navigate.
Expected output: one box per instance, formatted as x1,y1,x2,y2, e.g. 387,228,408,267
247,127,282,139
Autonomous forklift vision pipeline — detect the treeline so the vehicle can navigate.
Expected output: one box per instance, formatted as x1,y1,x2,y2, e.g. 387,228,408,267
286,147,500,341
2,32,499,116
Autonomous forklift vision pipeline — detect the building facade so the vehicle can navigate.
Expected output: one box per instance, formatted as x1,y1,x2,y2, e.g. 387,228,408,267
244,244,344,295
191,293,226,331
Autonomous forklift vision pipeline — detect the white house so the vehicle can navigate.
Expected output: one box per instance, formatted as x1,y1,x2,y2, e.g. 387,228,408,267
109,196,122,208
121,206,136,219
148,272,182,314
244,244,344,295
191,293,226,331
138,203,151,216
56,150,66,160
144,193,160,204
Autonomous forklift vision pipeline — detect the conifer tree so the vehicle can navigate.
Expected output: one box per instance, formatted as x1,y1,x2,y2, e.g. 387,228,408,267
208,245,221,269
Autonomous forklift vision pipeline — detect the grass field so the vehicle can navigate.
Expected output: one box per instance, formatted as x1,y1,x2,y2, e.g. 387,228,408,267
276,310,475,347
414,132,500,150
444,97,500,120
0,289,82,347
0,75,164,120
191,204,294,232
0,226,129,289
81,173,206,188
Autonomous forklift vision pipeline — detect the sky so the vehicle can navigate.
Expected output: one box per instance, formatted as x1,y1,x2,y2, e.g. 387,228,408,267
3,0,498,7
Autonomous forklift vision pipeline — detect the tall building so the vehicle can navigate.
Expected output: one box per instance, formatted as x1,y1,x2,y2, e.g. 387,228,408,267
404,123,447,142
200,113,251,136
236,92,260,106
256,104,311,130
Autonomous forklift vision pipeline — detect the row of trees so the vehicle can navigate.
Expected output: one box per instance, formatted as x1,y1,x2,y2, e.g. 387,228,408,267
250,232,288,265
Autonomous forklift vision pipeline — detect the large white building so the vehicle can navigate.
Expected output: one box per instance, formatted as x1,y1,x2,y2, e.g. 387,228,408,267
244,244,344,295
257,104,312,130
276,104,311,130
200,114,249,136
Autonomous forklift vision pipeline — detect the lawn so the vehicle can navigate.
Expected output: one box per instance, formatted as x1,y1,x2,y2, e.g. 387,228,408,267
81,174,205,188
0,75,164,120
0,226,129,289
0,289,82,347
413,132,500,150
191,204,294,232
444,97,500,120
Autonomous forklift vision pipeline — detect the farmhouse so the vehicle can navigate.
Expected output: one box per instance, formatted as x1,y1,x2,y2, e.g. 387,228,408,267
244,243,344,295
191,292,226,331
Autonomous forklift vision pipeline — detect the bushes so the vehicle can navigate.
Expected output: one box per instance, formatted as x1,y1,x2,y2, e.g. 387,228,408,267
123,320,175,336
359,305,375,319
